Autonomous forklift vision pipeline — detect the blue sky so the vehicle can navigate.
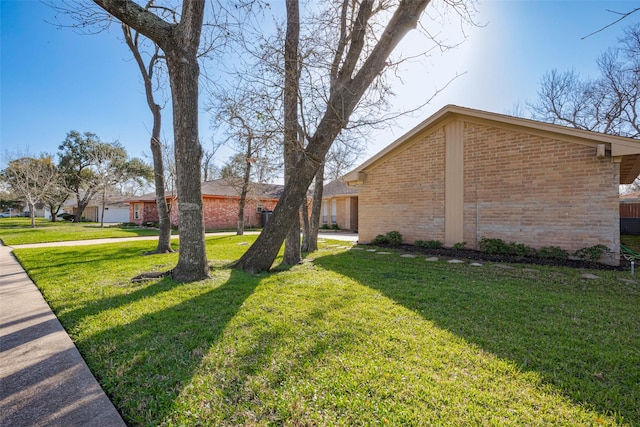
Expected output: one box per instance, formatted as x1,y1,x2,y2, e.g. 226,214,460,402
1,0,639,172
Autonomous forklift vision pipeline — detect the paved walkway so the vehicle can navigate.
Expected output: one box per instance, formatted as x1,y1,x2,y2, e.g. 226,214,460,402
0,231,357,426
0,244,127,427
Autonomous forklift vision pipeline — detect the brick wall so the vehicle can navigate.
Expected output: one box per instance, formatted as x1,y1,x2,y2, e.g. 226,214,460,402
169,197,279,230
359,128,446,243
463,122,619,262
358,120,620,264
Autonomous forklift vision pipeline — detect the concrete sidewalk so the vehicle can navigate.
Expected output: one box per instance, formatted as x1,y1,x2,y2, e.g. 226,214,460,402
0,244,126,427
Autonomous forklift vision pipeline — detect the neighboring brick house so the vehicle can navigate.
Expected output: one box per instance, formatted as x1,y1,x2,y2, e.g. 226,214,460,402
127,178,283,230
343,105,640,265
321,179,358,231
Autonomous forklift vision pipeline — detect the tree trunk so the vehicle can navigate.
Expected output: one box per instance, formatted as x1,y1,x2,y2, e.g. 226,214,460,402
100,190,106,228
122,21,174,253
164,3,208,281
93,0,206,281
29,201,35,228
282,0,302,265
301,193,310,250
302,163,324,252
237,138,253,236
165,46,208,281
150,135,174,253
235,0,429,273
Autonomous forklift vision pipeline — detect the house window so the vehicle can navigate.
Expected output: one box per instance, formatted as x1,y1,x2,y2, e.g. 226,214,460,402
257,202,263,213
133,203,141,220
331,199,337,224
322,202,328,224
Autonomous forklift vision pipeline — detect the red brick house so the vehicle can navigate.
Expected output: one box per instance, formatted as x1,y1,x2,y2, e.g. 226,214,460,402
127,178,283,230
343,105,640,265
321,179,358,231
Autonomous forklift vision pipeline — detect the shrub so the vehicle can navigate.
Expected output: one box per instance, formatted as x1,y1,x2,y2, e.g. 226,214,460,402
573,244,610,262
372,234,390,244
537,246,569,260
373,231,403,246
478,237,535,257
452,242,467,250
320,224,330,230
385,231,403,245
331,223,340,230
415,240,443,249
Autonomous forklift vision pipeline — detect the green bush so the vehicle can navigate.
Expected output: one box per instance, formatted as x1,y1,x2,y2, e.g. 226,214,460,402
331,223,340,230
573,244,610,262
320,224,330,230
478,238,510,254
478,237,536,257
372,234,390,244
537,246,569,260
415,239,443,249
373,231,403,245
386,231,403,245
452,242,467,250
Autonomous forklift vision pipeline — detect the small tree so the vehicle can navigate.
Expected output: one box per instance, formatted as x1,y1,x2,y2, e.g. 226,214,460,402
122,14,174,252
1,154,59,227
90,142,153,227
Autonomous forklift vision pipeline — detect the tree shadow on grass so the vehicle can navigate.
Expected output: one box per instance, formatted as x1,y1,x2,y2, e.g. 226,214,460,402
314,250,640,425
54,268,261,426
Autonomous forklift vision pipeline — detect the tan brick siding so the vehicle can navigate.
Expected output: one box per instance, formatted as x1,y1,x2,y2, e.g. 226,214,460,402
463,122,619,261
359,128,446,243
358,120,620,264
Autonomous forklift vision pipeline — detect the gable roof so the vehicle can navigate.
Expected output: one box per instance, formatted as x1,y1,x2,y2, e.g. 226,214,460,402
343,104,640,185
322,179,359,198
127,178,284,203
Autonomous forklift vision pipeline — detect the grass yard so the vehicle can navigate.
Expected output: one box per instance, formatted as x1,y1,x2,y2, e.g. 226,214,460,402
13,235,640,426
0,218,160,245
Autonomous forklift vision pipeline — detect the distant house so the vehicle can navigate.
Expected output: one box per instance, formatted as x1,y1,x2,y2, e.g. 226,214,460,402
127,178,283,230
64,197,131,223
343,105,640,265
321,179,358,231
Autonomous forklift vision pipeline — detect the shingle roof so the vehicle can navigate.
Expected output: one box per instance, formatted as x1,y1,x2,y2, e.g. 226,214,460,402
323,179,358,197
126,178,284,202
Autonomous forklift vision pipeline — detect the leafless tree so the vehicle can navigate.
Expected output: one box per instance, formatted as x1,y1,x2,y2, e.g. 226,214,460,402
530,24,640,139
82,0,209,281
234,0,475,272
121,8,174,252
1,153,60,227
209,82,282,234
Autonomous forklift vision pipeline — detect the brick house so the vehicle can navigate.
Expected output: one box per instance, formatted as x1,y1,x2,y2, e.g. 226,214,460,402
127,178,283,230
343,105,640,265
321,179,359,231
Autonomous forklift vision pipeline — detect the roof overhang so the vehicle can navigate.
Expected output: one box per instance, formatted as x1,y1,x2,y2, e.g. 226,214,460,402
343,104,640,185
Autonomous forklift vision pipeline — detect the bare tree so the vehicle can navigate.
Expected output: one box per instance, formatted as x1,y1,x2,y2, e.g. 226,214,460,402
89,0,208,281
210,84,282,234
1,154,59,227
122,12,174,253
530,24,640,139
235,0,473,272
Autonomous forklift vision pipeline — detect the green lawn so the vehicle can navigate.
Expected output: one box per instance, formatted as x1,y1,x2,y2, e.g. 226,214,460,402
0,218,160,245
12,235,639,426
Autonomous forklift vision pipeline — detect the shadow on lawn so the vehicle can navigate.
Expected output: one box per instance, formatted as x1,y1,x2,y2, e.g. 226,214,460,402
314,250,640,425
57,269,261,426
